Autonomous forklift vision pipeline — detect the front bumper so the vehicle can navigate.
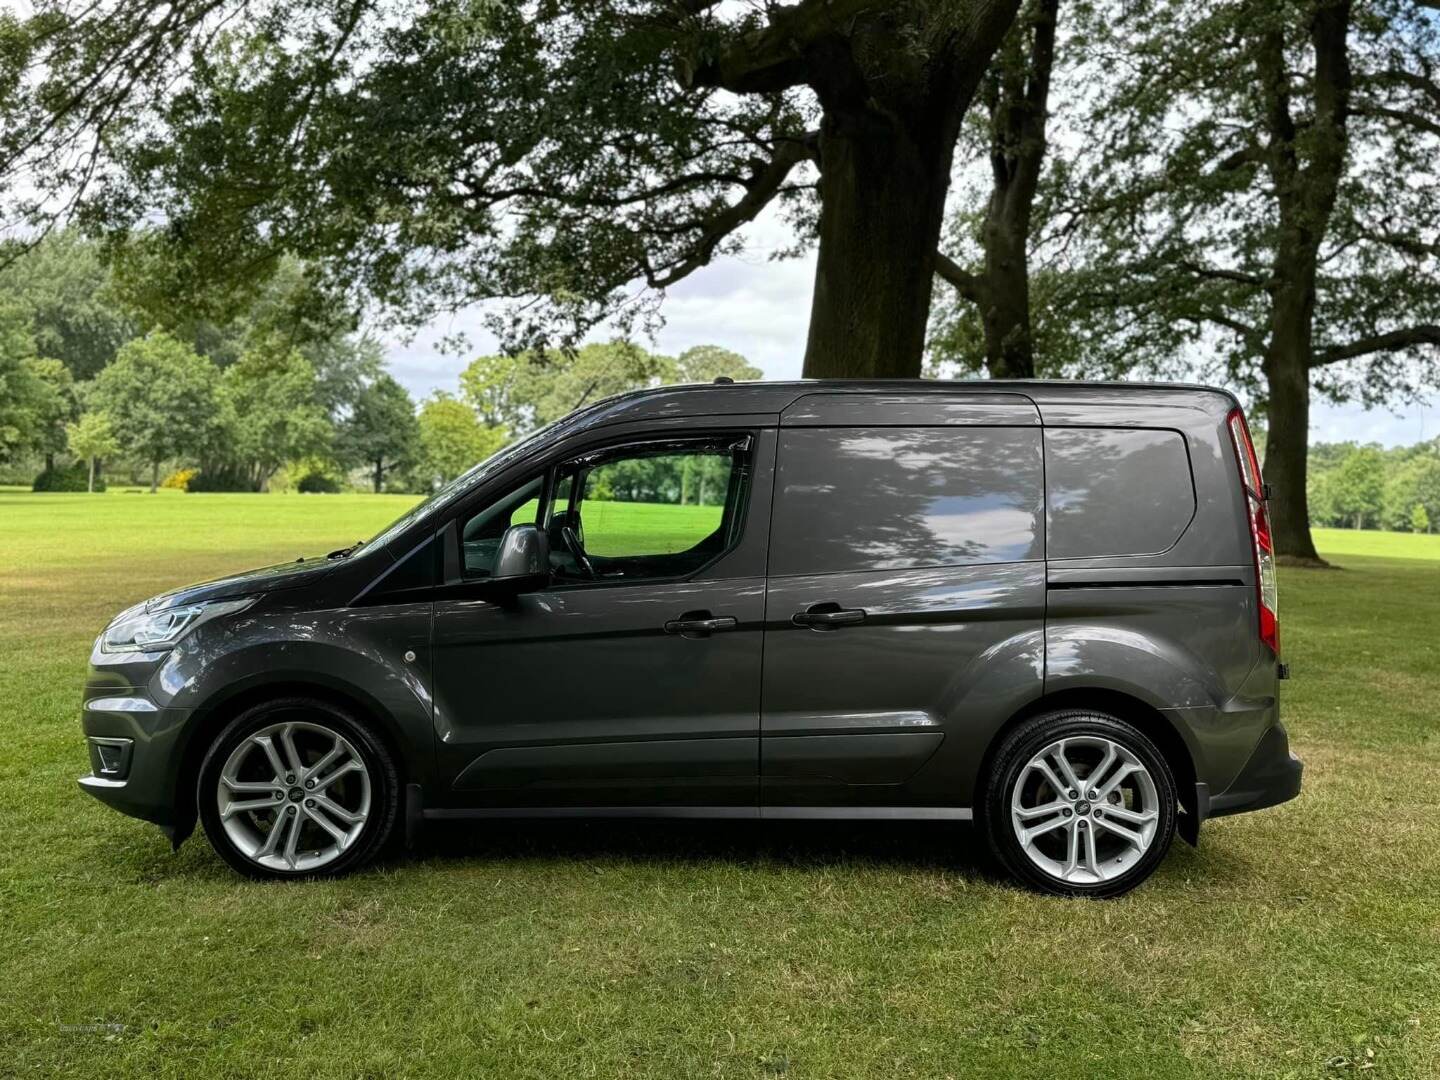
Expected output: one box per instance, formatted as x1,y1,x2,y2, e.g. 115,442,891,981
77,692,191,827
1205,722,1303,819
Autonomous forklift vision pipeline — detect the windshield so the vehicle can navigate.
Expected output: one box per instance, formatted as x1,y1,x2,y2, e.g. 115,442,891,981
362,412,582,552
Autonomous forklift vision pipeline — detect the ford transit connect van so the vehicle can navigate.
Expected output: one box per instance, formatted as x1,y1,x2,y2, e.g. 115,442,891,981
79,381,1300,896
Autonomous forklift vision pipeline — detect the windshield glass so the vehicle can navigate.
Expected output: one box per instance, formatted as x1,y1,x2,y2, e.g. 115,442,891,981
362,412,581,552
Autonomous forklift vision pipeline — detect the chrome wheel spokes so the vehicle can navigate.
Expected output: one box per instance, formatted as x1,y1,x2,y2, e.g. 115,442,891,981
1009,736,1159,885
216,720,371,872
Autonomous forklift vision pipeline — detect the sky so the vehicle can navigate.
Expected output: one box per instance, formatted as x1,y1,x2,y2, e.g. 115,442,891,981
381,207,1436,449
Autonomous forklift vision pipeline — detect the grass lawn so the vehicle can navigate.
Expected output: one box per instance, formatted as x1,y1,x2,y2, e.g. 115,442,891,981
2,493,1438,1078
1311,527,1440,561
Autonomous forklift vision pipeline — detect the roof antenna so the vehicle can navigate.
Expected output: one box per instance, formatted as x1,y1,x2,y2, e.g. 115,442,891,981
713,375,735,384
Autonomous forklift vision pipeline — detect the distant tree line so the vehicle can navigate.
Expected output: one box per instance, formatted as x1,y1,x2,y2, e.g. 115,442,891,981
0,233,759,495
1307,438,1440,533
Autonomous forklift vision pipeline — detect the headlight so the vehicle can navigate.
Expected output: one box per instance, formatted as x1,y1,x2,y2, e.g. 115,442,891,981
101,598,255,654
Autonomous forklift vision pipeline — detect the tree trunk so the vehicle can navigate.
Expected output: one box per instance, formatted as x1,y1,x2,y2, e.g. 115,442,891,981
803,106,956,379
87,457,96,494
800,2,1017,380
980,220,1036,378
979,0,1056,380
150,460,159,494
373,460,384,494
1263,297,1324,563
1253,5,1350,566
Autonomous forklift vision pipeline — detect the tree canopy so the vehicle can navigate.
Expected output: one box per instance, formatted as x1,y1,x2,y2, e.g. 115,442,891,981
337,373,420,493
0,231,133,381
0,0,1021,379
414,393,508,491
459,339,758,437
1065,0,1440,561
89,331,225,490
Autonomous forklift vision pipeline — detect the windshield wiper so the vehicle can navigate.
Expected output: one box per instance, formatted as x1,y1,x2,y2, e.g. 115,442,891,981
326,540,365,560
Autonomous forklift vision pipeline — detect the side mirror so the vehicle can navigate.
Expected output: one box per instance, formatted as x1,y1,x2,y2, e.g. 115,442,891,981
490,523,551,592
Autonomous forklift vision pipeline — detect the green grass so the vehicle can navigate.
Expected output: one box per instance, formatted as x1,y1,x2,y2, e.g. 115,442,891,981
2,494,1439,1078
1311,527,1440,561
582,500,723,555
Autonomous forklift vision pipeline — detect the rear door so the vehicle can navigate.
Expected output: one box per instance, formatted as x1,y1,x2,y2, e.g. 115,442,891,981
759,393,1047,812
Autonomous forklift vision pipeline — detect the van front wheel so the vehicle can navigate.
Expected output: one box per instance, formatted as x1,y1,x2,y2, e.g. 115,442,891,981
982,710,1177,898
196,697,399,880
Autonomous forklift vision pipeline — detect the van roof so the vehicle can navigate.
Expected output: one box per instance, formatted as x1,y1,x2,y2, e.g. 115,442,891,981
576,378,1241,426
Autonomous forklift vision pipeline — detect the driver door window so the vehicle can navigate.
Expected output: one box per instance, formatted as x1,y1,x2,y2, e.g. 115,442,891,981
457,437,750,583
552,443,747,583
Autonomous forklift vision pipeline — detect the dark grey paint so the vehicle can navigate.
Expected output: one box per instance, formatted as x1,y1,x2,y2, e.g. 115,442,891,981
76,379,1294,848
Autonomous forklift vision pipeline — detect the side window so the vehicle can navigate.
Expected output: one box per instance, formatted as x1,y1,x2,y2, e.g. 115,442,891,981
459,475,544,577
553,442,748,582
1045,427,1195,559
769,427,1044,576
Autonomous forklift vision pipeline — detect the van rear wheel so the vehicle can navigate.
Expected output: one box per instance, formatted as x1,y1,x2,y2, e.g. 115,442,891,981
982,710,1177,898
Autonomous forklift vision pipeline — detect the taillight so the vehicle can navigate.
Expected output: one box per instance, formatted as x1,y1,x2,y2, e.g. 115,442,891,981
1227,408,1279,655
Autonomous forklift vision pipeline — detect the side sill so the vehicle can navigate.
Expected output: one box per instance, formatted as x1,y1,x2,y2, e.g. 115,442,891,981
762,806,971,821
422,806,973,822
426,806,758,820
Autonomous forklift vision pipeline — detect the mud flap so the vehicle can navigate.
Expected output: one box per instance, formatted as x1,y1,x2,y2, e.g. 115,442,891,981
163,813,196,852
1178,781,1209,846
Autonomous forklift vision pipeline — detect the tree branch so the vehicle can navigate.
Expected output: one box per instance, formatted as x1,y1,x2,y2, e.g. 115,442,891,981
1359,69,1440,112
1195,310,1268,356
934,252,986,303
677,0,894,94
1354,103,1440,138
1178,260,1267,287
1313,325,1440,366
1215,144,1264,172
644,140,811,287
1357,226,1440,259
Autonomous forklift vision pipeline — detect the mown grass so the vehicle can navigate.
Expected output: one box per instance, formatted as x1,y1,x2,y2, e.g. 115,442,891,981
1311,527,1440,562
1,493,1438,1079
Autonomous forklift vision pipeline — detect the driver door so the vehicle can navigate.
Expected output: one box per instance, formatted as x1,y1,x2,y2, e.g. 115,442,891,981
430,431,773,811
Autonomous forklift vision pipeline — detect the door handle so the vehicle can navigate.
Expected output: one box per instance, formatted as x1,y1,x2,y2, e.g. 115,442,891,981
664,612,739,636
791,603,868,629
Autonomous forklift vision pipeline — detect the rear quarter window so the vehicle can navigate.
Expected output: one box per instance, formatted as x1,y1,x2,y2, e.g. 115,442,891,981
1045,427,1196,559
770,426,1044,575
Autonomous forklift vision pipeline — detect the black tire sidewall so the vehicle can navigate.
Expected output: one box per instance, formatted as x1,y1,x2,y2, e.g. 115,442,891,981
196,697,399,880
981,710,1177,898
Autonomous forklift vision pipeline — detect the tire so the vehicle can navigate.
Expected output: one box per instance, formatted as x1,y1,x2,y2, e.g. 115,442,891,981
980,709,1177,898
197,697,400,880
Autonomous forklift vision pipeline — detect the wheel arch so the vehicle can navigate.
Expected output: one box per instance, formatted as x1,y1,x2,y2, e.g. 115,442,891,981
978,687,1201,844
168,677,411,850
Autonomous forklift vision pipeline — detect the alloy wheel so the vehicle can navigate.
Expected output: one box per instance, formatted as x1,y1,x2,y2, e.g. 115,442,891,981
1009,735,1160,885
215,720,372,872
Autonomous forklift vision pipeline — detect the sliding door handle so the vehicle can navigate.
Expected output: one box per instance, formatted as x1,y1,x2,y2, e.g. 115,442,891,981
792,604,867,629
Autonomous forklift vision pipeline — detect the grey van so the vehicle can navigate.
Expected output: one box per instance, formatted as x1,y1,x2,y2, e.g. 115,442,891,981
78,381,1300,897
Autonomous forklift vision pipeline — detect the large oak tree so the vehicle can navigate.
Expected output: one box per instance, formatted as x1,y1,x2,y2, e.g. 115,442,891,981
0,0,1021,380
1046,0,1440,563
933,0,1058,379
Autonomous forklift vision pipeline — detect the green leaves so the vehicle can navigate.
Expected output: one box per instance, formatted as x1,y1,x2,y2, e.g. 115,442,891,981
337,373,420,492
65,410,121,464
413,392,507,490
3,0,813,353
219,340,333,490
89,331,225,481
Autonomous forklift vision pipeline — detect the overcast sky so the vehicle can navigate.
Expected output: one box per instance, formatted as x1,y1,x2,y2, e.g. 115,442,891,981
382,207,1435,448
